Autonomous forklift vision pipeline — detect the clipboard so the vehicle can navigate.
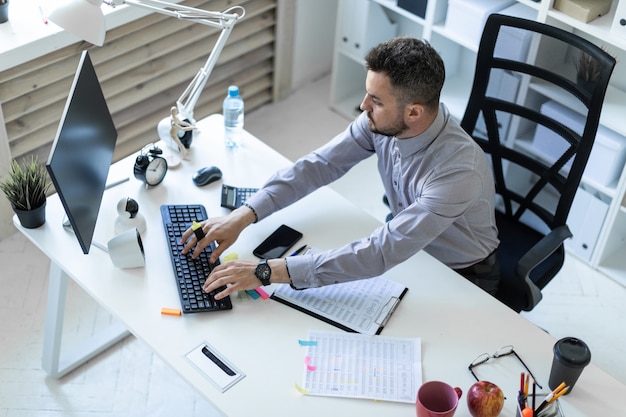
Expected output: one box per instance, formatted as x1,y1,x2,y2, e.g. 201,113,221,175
271,276,408,335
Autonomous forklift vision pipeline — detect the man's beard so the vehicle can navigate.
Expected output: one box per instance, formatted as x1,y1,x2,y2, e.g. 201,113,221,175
367,113,409,138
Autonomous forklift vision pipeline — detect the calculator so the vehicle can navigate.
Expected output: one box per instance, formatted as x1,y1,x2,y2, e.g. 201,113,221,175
220,184,259,210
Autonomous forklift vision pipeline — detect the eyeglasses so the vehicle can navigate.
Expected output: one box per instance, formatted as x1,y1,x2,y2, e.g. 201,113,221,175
469,345,543,389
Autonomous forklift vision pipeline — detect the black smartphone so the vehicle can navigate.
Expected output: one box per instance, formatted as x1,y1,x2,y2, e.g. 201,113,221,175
253,224,303,259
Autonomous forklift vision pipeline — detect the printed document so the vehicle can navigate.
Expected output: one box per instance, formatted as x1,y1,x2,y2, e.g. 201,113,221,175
300,330,422,403
271,276,408,335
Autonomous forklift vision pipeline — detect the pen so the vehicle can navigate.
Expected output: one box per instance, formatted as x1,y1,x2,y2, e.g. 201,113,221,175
533,379,537,410
535,382,567,414
105,176,130,189
518,373,526,409
290,244,307,256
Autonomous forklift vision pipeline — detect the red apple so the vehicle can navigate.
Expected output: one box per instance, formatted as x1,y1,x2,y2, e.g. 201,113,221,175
467,381,505,417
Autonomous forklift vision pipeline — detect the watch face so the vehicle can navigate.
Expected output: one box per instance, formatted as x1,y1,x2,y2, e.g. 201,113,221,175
255,261,271,285
145,157,167,185
258,266,270,279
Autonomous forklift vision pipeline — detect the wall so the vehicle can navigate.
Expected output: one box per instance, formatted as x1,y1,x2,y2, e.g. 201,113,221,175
291,0,338,90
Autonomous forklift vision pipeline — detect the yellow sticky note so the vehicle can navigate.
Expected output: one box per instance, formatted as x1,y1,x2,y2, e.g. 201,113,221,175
295,383,310,395
223,252,239,262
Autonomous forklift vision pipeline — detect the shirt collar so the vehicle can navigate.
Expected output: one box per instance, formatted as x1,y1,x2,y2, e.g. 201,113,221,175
395,103,448,156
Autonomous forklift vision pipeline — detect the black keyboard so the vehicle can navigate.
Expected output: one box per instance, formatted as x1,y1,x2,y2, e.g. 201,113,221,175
160,204,232,313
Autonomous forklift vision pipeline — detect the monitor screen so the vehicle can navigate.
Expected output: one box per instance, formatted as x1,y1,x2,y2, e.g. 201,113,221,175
46,50,118,254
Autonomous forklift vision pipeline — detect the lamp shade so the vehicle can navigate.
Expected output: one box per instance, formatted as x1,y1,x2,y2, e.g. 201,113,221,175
48,0,106,46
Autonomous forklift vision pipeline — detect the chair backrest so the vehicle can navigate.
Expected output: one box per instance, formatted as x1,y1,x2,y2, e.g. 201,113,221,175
462,14,615,232
461,14,616,311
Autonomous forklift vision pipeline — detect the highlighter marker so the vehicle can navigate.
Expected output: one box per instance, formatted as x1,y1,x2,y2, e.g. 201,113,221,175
161,307,182,316
192,221,205,240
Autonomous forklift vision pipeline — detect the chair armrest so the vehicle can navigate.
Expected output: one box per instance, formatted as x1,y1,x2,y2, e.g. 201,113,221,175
515,225,573,311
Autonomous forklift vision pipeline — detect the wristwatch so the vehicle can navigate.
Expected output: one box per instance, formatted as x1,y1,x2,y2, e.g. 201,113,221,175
255,259,272,286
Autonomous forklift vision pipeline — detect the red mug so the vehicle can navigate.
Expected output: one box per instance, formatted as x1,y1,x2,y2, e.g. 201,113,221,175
416,381,463,417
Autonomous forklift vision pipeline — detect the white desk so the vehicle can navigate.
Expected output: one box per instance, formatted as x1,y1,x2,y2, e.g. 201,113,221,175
16,115,626,416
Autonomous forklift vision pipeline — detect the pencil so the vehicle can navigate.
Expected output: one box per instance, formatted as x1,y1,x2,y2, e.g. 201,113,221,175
524,373,530,396
549,386,569,404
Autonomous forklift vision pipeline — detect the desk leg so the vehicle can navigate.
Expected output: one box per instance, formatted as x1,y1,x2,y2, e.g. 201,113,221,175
42,262,131,378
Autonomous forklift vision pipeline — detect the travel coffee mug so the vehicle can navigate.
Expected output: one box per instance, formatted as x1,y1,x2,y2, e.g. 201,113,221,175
548,337,591,394
416,380,462,417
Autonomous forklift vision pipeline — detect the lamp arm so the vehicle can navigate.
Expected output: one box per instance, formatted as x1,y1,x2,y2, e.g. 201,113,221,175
175,20,234,120
109,0,241,30
108,0,244,121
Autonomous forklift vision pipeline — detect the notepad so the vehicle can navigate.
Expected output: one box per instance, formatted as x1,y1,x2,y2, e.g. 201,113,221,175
299,330,422,403
271,276,408,335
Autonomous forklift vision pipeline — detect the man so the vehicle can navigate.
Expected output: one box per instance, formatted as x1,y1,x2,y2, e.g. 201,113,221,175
181,37,500,299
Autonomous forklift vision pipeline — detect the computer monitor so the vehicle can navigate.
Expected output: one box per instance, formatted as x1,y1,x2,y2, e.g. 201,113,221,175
46,50,118,254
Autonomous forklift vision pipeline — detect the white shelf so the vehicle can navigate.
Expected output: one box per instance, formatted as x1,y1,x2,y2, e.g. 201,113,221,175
441,75,473,121
597,255,626,288
330,0,626,285
530,81,626,137
515,136,620,199
547,1,626,51
332,92,364,120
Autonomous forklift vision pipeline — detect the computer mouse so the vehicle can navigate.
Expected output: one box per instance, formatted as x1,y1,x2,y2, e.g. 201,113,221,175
192,166,222,186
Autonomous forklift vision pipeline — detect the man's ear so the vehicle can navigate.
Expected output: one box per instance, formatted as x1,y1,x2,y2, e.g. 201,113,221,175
405,103,424,123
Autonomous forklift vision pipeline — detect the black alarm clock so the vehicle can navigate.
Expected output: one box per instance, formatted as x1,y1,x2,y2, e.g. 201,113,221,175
133,145,168,186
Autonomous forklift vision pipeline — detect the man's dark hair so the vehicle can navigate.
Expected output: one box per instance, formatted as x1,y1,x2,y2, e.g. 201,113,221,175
365,37,445,111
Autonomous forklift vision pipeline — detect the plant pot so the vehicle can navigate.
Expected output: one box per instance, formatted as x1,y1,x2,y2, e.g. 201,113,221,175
13,201,46,229
0,2,8,24
576,74,594,94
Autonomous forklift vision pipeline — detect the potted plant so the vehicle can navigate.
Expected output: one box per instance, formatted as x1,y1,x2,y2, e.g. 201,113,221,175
575,51,602,92
0,155,50,228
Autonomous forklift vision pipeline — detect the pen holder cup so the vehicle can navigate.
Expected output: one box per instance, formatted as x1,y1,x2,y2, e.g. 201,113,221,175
516,395,563,417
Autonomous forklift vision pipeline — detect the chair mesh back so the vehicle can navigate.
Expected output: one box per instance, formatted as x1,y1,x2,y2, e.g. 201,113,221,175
461,14,616,234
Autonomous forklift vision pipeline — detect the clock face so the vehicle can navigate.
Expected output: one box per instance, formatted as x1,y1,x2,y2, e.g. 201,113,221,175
145,157,167,185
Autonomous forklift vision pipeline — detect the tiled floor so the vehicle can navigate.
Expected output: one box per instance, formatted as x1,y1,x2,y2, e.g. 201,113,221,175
1,76,625,416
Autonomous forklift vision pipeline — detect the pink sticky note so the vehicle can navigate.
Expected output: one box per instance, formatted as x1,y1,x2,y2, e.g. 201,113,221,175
255,287,270,300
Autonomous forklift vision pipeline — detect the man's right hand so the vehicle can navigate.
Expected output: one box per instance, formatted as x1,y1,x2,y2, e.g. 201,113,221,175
180,205,257,264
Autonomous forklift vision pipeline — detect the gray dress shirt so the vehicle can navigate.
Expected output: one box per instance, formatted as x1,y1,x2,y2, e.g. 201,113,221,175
245,104,499,288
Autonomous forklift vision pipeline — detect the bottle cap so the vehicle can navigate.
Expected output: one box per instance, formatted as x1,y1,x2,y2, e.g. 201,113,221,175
228,85,239,97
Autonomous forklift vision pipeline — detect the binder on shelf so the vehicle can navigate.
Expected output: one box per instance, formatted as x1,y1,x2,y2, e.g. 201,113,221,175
397,0,428,18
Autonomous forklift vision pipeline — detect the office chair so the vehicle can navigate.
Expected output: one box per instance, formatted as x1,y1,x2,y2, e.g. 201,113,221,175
461,14,616,312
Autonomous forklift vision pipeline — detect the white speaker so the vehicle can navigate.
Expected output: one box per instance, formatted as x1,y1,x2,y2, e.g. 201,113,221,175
107,228,145,269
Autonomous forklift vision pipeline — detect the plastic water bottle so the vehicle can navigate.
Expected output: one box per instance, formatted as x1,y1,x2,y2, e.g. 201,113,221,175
223,85,244,149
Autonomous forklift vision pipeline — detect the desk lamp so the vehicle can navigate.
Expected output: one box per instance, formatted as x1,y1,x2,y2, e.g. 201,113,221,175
48,0,245,157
